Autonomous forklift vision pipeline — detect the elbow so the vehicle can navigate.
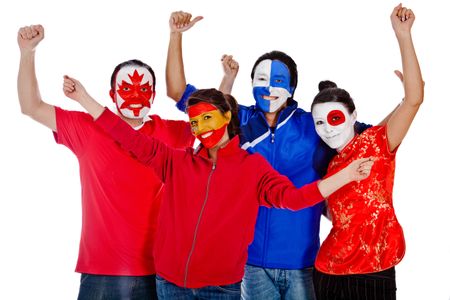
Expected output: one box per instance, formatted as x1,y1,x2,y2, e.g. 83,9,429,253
20,105,33,117
414,88,425,107
166,88,183,102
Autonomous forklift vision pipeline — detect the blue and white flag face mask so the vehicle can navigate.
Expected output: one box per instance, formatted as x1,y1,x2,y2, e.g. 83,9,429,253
252,59,293,113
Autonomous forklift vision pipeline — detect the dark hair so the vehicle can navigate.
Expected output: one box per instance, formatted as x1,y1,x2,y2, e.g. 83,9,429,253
187,88,240,139
250,50,298,95
311,80,356,113
110,59,156,91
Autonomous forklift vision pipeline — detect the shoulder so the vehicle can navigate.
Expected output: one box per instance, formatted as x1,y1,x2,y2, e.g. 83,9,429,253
148,114,189,128
359,125,386,139
55,106,93,124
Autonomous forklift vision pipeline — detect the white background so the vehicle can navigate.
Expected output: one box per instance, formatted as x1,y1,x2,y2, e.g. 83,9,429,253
1,0,449,299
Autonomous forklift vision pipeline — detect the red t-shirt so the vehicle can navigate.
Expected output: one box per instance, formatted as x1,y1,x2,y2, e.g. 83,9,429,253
315,126,405,275
53,107,194,275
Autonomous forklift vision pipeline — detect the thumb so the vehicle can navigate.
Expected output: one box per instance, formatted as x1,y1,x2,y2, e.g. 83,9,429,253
394,70,403,83
191,16,203,25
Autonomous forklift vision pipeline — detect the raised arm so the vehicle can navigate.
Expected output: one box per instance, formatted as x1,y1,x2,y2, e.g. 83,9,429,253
166,11,203,102
219,54,239,94
17,25,56,131
386,4,424,151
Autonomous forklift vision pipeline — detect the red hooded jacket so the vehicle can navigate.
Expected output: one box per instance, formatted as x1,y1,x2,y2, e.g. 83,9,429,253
96,109,324,288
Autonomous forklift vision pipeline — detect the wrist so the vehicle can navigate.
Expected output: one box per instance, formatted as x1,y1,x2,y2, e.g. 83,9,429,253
395,30,412,40
78,93,92,105
170,31,182,38
338,167,351,185
20,49,36,58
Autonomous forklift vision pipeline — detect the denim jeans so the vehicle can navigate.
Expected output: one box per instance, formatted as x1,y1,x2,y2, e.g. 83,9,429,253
241,264,316,300
156,275,241,300
77,273,157,300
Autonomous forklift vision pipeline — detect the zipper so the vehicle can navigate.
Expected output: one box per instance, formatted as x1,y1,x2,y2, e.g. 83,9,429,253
262,127,277,266
183,162,216,287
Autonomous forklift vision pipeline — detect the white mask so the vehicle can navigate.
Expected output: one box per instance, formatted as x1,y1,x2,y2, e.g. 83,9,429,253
252,59,293,113
312,102,356,151
113,66,155,119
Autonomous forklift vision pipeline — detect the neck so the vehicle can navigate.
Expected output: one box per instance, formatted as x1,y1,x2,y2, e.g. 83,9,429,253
263,101,288,127
207,132,231,163
120,115,145,128
336,131,355,152
264,111,280,127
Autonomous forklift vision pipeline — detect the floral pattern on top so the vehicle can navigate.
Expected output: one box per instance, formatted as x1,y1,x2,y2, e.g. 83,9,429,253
315,126,405,275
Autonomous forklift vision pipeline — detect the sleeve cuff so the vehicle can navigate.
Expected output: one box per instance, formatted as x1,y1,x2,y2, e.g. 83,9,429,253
176,84,198,113
303,181,324,204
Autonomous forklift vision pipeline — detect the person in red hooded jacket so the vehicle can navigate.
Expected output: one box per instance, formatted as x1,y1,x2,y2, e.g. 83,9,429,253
62,81,374,300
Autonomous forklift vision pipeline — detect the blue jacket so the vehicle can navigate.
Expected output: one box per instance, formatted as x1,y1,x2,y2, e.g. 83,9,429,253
178,84,369,269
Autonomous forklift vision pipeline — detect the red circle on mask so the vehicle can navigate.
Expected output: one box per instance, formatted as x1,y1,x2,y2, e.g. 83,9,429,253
327,110,346,126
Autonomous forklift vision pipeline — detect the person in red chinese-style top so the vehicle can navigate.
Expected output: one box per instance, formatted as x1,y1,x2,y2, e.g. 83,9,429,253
17,24,194,300
62,77,375,299
311,4,424,300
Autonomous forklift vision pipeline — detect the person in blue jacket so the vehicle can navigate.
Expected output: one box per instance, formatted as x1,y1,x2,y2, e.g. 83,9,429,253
165,11,372,299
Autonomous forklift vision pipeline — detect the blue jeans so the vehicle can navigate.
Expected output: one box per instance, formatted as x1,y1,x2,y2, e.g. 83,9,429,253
241,264,316,300
77,273,157,300
156,275,241,300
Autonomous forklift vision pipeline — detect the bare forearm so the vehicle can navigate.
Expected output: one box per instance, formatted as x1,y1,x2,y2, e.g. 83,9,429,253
77,93,105,120
397,33,424,106
166,32,186,101
318,169,351,198
219,76,235,94
18,52,41,115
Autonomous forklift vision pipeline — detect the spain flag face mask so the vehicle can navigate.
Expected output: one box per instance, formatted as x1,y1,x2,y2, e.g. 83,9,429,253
188,102,231,149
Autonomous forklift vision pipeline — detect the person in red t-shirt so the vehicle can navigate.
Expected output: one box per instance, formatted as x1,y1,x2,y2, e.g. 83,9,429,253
310,5,424,300
17,25,194,300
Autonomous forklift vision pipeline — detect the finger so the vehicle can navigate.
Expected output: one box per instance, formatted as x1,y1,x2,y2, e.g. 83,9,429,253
223,55,232,64
181,13,191,26
173,13,182,27
394,70,403,82
63,85,74,93
400,7,408,21
18,27,27,39
359,160,374,168
31,24,42,37
63,83,75,92
406,9,415,21
30,27,39,38
357,165,373,173
391,3,402,18
170,13,177,25
64,80,75,88
24,27,33,39
221,54,227,61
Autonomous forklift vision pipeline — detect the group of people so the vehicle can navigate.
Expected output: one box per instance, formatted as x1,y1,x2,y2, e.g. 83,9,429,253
17,4,423,300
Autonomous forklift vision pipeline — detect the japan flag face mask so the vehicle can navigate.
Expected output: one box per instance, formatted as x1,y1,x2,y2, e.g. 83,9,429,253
252,59,293,113
312,102,357,151
111,66,155,119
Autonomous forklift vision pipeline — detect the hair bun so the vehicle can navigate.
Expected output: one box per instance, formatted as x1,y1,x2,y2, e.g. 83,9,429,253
318,80,337,92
